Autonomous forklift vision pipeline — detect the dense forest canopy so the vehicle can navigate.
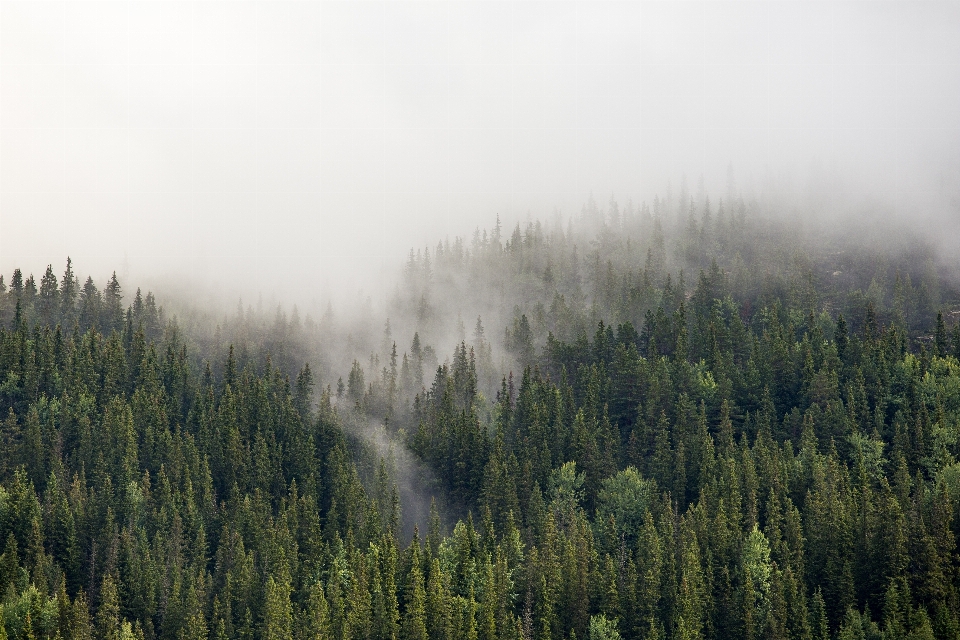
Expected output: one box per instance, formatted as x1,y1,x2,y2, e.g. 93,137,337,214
1,193,960,640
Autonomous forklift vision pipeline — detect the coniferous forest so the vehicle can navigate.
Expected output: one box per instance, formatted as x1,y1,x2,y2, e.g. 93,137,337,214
3,197,960,640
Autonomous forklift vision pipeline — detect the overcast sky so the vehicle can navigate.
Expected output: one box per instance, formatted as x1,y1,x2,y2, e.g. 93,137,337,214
2,1,958,309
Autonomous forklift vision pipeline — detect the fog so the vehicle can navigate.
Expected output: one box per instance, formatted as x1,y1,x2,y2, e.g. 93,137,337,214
2,1,959,312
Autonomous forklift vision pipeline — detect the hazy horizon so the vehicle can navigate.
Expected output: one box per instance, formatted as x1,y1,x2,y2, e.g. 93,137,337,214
2,1,959,311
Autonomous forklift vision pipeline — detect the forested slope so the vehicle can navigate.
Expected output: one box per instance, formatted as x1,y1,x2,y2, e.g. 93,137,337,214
2,196,960,639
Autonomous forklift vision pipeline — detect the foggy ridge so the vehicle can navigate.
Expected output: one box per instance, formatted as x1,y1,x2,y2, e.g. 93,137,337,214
3,1,960,638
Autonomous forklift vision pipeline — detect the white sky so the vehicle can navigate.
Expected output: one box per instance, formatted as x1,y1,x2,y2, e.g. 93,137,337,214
1,1,959,309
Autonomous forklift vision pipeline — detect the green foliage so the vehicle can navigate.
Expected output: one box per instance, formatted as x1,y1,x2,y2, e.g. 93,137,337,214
595,466,655,542
2,202,960,639
588,613,621,640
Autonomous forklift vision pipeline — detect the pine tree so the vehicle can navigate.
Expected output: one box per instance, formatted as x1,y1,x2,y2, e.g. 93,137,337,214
426,557,452,640
60,257,79,325
836,314,848,364
97,574,123,640
294,362,314,421
104,272,124,334
402,547,429,640
10,268,23,294
809,588,829,640
36,263,60,324
301,580,332,640
261,574,293,640
675,526,705,640
78,276,101,330
934,311,948,357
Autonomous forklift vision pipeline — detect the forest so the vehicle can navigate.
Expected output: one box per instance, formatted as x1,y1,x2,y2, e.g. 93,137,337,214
1,192,960,640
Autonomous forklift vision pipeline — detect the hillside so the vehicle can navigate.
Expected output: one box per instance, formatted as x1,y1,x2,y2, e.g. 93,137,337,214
1,199,960,639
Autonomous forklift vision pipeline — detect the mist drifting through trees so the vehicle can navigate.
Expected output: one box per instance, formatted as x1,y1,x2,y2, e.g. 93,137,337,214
2,2,960,640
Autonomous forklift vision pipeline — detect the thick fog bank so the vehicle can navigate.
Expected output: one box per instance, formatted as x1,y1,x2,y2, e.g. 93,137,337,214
3,1,958,309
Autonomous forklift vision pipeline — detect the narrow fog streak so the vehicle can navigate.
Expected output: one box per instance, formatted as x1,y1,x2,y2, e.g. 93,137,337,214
341,413,447,541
